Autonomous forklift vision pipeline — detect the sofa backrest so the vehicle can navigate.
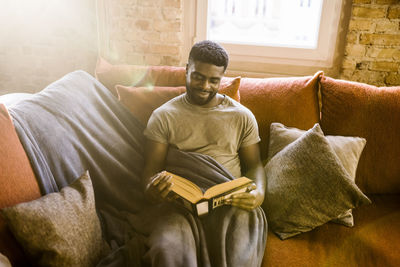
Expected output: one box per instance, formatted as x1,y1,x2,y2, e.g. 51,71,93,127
0,104,41,266
320,75,400,194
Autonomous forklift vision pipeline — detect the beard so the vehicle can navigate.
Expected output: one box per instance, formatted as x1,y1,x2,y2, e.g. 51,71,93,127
186,86,218,106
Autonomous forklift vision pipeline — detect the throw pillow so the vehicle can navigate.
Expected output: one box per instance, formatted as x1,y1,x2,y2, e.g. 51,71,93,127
263,124,371,240
95,57,186,95
238,71,323,160
116,77,241,125
267,122,367,226
1,171,109,267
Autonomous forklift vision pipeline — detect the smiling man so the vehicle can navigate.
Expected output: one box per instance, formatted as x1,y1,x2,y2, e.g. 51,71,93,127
141,40,267,267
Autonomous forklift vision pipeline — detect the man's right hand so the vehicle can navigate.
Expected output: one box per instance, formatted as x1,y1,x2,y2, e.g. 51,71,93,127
144,171,174,203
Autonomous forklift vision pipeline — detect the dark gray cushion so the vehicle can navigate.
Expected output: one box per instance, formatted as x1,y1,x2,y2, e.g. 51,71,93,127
1,171,109,266
263,124,371,239
267,122,367,227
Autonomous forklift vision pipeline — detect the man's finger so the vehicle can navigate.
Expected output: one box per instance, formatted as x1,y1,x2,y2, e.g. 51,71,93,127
160,183,174,198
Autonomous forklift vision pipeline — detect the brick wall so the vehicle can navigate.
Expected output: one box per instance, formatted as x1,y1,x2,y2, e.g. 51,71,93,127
100,0,183,66
1,0,399,95
0,0,97,94
340,0,400,86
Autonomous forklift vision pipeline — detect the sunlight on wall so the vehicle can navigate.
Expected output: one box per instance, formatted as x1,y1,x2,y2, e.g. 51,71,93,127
0,0,98,94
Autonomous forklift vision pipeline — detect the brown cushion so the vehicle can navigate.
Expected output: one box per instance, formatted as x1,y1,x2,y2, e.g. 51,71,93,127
1,171,109,267
262,194,400,267
239,71,322,160
320,75,400,194
0,104,41,266
116,77,241,125
95,57,186,95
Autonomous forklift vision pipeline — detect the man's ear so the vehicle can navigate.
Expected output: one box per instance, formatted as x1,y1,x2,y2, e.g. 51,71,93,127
185,63,188,74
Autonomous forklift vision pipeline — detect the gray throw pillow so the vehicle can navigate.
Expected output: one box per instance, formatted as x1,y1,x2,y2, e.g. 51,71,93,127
267,122,367,226
263,124,371,240
1,171,109,267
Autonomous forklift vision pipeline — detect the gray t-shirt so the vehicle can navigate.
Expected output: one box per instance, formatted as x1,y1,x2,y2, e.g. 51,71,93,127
144,94,261,178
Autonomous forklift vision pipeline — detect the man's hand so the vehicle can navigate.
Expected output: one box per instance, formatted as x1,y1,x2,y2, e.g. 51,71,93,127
144,171,174,203
225,184,264,211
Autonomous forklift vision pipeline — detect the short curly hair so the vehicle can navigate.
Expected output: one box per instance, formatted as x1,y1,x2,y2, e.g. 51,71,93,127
188,40,229,71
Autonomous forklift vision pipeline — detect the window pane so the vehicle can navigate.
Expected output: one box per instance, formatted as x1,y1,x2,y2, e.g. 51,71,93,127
207,0,323,49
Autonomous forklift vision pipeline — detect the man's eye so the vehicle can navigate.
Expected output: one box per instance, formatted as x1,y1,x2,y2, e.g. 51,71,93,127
192,73,204,80
210,79,219,84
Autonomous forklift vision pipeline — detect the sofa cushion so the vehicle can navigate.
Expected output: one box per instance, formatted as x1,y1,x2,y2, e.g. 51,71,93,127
95,57,186,95
267,122,366,227
320,75,400,194
239,71,322,160
262,194,400,267
263,123,371,239
0,104,41,266
1,171,109,267
116,77,241,125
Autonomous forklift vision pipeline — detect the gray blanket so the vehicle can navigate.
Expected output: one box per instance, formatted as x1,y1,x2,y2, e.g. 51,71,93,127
9,71,267,267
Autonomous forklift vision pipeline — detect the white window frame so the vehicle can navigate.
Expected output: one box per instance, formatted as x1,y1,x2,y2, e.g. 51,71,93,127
183,0,346,77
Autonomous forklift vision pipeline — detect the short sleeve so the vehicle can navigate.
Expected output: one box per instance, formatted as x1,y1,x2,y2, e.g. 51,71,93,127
143,110,169,144
240,110,261,148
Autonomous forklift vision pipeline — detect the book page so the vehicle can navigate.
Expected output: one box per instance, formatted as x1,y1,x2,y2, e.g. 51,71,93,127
167,172,203,203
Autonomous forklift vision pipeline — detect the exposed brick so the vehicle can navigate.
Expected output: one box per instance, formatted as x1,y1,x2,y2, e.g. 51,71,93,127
135,19,150,31
126,53,145,64
340,69,355,80
376,0,400,5
388,6,400,19
349,19,375,31
131,41,149,53
351,70,386,85
375,20,399,33
352,6,387,18
353,0,371,3
345,44,366,57
162,7,181,20
137,0,160,7
160,32,182,44
162,55,180,66
163,0,181,8
145,54,162,65
360,33,400,45
140,7,162,18
341,58,357,69
153,20,181,32
142,32,161,42
367,47,400,59
346,32,359,44
386,72,400,85
150,44,180,54
369,61,400,71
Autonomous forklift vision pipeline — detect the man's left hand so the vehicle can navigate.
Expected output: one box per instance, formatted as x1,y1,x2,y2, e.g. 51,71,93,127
225,184,264,211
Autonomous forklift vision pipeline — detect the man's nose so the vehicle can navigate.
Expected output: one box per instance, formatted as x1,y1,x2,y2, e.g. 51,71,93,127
201,80,211,91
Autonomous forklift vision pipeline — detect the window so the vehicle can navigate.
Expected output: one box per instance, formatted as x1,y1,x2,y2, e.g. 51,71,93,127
183,0,347,77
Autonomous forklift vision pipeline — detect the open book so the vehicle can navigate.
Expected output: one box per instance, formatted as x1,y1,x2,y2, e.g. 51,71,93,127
165,171,253,216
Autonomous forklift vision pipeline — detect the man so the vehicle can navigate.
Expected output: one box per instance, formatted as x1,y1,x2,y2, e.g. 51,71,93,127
141,40,267,267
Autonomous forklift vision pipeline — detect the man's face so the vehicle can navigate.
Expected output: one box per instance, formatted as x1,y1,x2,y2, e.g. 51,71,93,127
185,60,225,106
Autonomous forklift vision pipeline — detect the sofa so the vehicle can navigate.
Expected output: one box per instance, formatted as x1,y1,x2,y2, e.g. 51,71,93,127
0,57,399,267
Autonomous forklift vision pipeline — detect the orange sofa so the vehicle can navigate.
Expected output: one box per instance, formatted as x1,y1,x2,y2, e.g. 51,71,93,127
0,59,399,266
